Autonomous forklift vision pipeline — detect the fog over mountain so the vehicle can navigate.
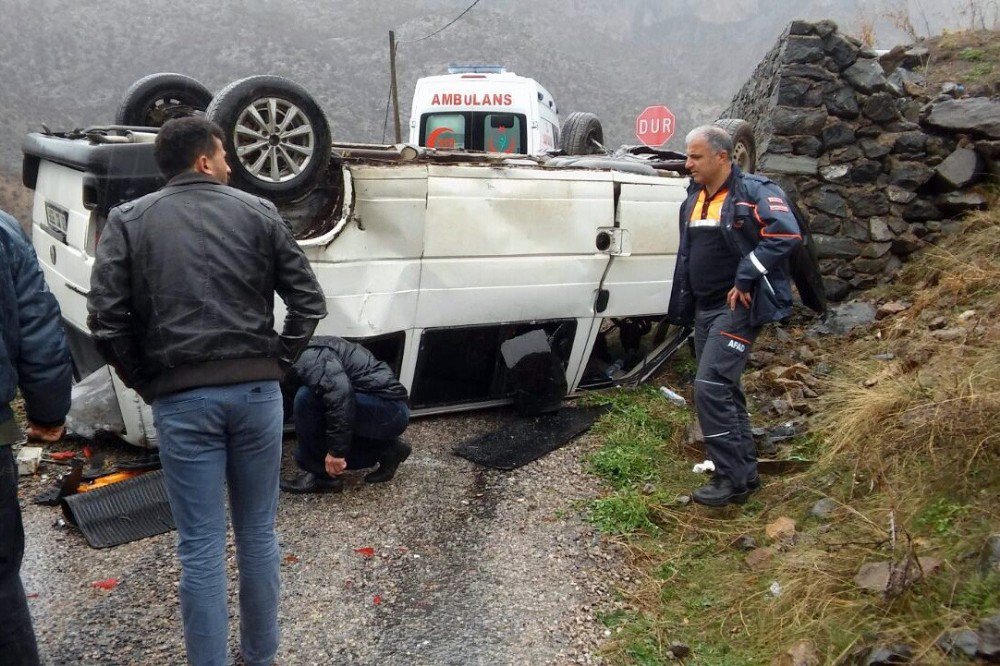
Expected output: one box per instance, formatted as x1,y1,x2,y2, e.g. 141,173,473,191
0,0,977,170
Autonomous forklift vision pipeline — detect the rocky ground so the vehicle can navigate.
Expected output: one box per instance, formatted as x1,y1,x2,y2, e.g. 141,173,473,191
18,409,624,666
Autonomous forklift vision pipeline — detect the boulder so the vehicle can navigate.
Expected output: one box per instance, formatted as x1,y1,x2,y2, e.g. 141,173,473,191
936,630,980,659
863,93,901,124
877,44,908,74
851,160,882,184
814,19,839,38
823,83,861,118
979,535,1000,575
830,145,863,163
778,77,824,107
869,217,895,242
892,231,922,255
979,614,1000,659
788,20,816,35
809,214,841,235
784,35,826,64
854,557,942,594
893,131,927,156
823,32,859,70
772,640,821,666
766,517,797,544
818,300,876,332
857,644,915,664
762,154,819,175
823,276,850,301
768,136,793,154
822,121,856,148
860,136,894,158
861,242,893,259
888,160,934,189
937,191,988,215
792,135,823,157
903,199,941,222
819,164,850,183
887,67,927,96
784,63,836,81
810,498,838,519
843,219,870,241
773,106,829,136
902,45,930,69
853,255,892,274
886,186,917,204
810,187,849,217
746,547,776,570
851,191,890,217
843,58,889,93
933,147,981,191
922,97,1000,138
814,235,861,259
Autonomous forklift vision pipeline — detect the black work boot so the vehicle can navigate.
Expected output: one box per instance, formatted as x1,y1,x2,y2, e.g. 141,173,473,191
692,474,749,507
280,471,344,494
747,473,761,492
364,438,412,484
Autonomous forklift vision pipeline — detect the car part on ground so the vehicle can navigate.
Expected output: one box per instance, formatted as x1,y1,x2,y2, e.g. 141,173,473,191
206,75,332,202
560,111,605,155
115,73,213,127
713,118,757,173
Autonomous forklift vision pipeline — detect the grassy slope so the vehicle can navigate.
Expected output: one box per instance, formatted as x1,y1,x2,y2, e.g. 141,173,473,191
582,204,999,664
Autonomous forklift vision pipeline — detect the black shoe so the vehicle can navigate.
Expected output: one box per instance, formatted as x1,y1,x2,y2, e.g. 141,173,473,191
747,473,761,492
280,471,344,494
364,438,412,484
692,475,749,507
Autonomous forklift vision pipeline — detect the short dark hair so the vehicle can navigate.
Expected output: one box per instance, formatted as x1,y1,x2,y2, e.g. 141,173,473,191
154,117,226,180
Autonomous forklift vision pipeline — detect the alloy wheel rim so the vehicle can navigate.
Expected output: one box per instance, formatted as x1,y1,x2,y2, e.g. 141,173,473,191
234,97,315,183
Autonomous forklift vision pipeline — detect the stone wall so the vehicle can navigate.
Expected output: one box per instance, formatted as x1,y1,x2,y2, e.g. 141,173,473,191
723,20,998,301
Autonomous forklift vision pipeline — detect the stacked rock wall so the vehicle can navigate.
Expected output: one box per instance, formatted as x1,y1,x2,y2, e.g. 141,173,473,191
724,20,998,300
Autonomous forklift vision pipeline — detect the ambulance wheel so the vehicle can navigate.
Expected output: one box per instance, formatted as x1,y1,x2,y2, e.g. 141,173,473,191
560,112,605,155
115,73,213,127
714,118,757,173
206,75,332,202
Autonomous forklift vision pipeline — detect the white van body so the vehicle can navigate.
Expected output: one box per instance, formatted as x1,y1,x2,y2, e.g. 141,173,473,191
408,69,560,155
24,133,688,448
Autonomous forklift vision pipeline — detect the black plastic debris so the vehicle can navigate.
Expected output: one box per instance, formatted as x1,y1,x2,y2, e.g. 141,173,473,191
61,469,174,548
501,329,568,416
453,405,609,470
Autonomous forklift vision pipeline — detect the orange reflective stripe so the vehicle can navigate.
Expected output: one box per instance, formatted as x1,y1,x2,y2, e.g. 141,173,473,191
721,331,751,345
751,203,802,240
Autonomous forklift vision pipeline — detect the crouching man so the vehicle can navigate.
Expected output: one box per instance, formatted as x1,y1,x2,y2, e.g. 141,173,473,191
280,336,411,494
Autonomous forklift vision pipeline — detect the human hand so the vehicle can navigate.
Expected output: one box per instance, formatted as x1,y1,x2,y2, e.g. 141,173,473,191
26,422,66,443
325,454,347,476
727,286,752,310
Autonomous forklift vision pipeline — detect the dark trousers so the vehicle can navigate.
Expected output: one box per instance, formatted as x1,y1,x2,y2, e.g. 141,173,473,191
292,387,409,475
693,304,761,490
0,444,40,666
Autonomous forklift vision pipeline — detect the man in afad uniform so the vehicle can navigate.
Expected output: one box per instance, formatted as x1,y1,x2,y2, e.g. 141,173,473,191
667,125,803,507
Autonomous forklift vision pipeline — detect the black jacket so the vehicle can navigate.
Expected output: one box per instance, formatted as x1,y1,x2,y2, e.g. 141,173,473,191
0,210,72,435
288,336,408,457
87,172,327,401
667,166,803,327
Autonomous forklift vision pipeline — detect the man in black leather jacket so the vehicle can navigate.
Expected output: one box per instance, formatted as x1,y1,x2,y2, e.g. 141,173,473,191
88,117,326,666
280,336,411,494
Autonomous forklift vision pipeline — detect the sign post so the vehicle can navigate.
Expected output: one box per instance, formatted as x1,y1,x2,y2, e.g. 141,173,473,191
635,105,676,148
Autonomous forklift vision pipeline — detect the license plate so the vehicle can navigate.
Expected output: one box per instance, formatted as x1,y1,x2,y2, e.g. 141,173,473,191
43,202,69,243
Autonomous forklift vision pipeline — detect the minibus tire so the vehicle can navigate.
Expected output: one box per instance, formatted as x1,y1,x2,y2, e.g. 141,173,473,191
560,112,604,155
714,118,757,173
206,75,332,202
115,73,213,128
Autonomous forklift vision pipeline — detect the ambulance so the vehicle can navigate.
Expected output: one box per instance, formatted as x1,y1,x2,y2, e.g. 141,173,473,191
407,65,561,156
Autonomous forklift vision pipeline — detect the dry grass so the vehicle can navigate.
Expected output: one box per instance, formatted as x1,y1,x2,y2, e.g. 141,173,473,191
590,206,1000,664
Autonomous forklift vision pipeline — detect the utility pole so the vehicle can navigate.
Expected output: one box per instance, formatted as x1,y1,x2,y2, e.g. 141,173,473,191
389,30,402,143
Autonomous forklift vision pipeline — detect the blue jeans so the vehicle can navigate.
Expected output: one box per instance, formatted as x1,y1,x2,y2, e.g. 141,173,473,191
293,387,409,474
153,381,283,666
0,443,40,666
